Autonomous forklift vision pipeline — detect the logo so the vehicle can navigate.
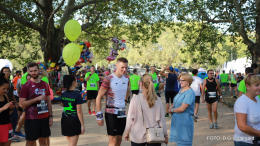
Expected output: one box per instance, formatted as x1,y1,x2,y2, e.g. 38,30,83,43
32,85,35,87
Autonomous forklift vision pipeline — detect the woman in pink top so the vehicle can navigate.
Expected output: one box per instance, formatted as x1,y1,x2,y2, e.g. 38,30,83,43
124,74,168,146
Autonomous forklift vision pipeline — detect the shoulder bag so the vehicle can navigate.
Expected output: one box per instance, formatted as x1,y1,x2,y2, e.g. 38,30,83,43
137,94,165,143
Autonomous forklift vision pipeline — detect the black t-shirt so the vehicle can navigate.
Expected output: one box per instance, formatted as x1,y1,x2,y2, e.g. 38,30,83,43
61,91,83,119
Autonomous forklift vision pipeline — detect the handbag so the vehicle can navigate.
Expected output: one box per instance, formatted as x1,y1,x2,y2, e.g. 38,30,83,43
137,94,165,143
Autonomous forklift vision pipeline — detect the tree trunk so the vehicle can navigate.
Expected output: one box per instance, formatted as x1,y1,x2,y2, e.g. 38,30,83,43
249,43,260,73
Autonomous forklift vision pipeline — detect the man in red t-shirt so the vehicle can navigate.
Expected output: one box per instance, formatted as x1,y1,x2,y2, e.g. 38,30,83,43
19,62,53,145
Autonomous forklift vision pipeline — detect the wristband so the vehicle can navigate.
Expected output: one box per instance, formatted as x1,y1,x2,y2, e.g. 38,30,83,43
96,111,103,120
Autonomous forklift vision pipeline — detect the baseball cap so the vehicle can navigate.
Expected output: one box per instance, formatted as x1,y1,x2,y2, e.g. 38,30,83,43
169,66,174,72
175,68,179,72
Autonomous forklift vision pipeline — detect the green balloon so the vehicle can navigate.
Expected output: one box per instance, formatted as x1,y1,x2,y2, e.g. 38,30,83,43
64,20,81,41
63,43,81,66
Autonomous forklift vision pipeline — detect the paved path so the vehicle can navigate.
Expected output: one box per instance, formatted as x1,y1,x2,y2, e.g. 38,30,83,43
12,93,235,146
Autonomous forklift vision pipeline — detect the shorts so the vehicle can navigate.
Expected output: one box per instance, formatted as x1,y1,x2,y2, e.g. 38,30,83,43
131,141,161,146
18,106,23,112
231,83,237,87
0,123,13,142
131,90,139,95
87,90,98,100
61,116,81,136
25,117,51,141
165,91,177,104
205,97,219,104
105,113,126,136
195,96,200,103
220,83,227,86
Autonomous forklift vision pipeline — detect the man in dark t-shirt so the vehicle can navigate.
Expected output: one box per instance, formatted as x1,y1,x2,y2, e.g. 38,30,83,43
19,62,53,145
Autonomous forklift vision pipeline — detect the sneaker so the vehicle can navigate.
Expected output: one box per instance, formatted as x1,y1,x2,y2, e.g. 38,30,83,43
194,115,198,119
214,122,218,129
157,93,161,97
14,131,26,138
88,109,91,115
12,138,21,142
165,113,169,117
193,116,197,122
210,123,214,129
91,111,96,115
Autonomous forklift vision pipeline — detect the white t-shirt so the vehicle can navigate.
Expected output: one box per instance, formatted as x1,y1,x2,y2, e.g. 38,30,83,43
233,94,260,144
190,76,202,96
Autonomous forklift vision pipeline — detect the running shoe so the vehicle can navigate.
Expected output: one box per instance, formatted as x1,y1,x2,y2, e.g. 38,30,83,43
91,111,96,115
193,115,197,122
14,131,26,138
214,122,218,129
157,92,161,97
12,138,21,142
194,115,198,119
88,109,91,115
210,123,214,129
165,113,169,117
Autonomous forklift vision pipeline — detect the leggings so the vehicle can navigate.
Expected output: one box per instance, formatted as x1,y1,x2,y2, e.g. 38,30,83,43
10,107,18,132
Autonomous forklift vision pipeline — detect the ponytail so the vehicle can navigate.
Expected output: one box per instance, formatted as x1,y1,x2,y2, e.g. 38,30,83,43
141,74,157,108
63,75,76,92
0,73,9,87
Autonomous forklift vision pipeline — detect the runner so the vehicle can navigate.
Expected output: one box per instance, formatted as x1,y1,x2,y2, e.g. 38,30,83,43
129,69,140,98
219,70,229,95
229,70,238,99
0,73,16,146
96,57,129,146
20,67,28,87
85,65,100,115
238,67,254,97
145,68,149,74
237,73,244,89
12,70,21,99
150,66,159,95
61,75,85,146
190,69,203,121
159,66,177,117
201,69,222,129
19,62,53,146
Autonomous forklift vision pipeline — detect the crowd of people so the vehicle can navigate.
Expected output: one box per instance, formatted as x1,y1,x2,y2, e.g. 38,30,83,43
0,58,260,146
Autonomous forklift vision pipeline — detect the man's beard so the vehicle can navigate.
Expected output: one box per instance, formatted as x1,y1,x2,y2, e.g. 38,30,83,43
31,74,39,79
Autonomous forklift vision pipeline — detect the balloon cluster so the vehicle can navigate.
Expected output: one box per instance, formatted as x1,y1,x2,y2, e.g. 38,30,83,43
106,37,127,63
37,62,46,70
76,42,94,65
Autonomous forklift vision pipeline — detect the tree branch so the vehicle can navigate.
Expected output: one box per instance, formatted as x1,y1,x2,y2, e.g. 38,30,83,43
32,0,44,11
84,30,113,40
81,11,102,30
73,0,108,11
200,10,230,23
0,4,43,33
45,0,66,48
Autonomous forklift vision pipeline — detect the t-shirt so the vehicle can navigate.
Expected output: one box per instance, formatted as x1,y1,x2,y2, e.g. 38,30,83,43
233,94,260,144
21,72,29,85
190,76,202,96
130,74,140,90
85,72,100,90
12,76,21,90
41,77,49,84
20,80,51,119
220,73,228,83
61,91,83,119
101,73,129,109
150,72,159,89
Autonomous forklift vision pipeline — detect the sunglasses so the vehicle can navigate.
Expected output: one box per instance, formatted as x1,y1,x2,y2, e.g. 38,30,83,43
208,73,214,75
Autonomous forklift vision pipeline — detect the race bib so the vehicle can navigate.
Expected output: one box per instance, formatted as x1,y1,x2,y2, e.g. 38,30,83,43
90,83,96,88
8,129,14,140
117,108,126,118
37,102,49,114
208,92,217,98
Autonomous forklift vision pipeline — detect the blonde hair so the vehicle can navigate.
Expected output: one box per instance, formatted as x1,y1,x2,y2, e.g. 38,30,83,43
245,74,260,86
179,73,193,85
141,74,157,108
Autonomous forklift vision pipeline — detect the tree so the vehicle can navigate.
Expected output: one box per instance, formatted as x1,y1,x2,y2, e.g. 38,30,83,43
169,0,260,69
0,0,173,65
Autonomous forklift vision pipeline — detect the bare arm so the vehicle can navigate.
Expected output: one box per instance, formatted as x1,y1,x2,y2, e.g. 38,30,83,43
215,79,221,96
19,95,44,108
159,71,168,78
172,103,189,113
234,74,238,81
97,81,99,89
228,75,231,81
96,87,108,112
85,74,91,82
77,104,84,127
201,79,207,101
236,113,260,137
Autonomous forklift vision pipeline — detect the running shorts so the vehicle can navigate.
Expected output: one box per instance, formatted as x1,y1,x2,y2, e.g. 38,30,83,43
87,90,98,100
105,113,126,136
61,116,81,136
165,91,177,104
195,96,200,103
25,117,51,141
231,83,237,87
131,90,139,95
220,83,227,86
0,123,13,142
205,96,219,104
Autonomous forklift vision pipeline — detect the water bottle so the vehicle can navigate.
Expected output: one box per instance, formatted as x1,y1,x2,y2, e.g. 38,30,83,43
41,89,45,103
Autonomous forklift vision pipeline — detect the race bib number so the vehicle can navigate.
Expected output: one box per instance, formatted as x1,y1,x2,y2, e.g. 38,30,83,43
37,102,49,114
90,83,96,87
117,108,126,118
8,129,14,140
208,92,217,98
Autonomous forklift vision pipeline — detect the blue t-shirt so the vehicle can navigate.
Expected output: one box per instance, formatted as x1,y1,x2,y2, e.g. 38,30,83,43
61,91,83,119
